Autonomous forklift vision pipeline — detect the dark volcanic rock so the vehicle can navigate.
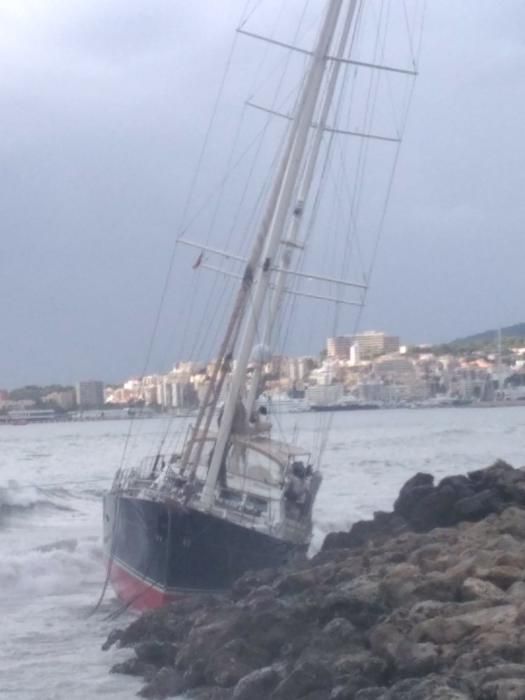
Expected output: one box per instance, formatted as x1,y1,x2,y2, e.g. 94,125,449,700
232,665,281,700
105,460,525,699
323,511,406,551
270,659,332,699
139,667,185,699
135,640,178,667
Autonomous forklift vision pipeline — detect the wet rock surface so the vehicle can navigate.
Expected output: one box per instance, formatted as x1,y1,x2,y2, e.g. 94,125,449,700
104,461,525,699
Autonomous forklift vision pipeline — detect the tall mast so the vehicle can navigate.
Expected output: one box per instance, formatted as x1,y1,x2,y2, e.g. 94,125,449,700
245,0,360,419
201,0,345,507
180,103,300,474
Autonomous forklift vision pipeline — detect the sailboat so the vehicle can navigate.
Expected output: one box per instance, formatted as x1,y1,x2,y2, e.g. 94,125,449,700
103,0,421,609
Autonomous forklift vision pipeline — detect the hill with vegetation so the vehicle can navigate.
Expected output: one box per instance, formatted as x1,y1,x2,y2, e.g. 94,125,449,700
432,323,525,356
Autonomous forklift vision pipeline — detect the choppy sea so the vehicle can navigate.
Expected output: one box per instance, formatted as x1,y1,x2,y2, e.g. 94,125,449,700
1,407,524,699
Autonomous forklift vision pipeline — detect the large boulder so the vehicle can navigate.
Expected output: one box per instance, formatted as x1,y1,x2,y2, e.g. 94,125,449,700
232,666,281,700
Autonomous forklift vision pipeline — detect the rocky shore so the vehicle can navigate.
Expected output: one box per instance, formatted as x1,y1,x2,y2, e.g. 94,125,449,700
104,460,525,699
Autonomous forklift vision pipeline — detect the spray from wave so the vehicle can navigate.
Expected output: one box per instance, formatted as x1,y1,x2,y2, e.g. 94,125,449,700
0,480,74,514
1,538,103,596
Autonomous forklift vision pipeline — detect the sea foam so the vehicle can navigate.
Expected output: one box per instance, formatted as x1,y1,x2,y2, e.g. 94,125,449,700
1,537,102,596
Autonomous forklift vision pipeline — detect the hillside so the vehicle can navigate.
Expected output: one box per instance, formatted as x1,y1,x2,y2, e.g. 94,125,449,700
430,323,525,355
451,323,525,347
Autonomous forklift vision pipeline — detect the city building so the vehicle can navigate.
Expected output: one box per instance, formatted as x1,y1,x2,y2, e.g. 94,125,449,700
326,336,353,360
327,331,400,360
43,389,76,411
352,331,400,359
76,380,105,410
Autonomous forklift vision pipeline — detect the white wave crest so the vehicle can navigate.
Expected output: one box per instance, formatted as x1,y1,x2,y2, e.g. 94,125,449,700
0,480,72,512
1,538,103,596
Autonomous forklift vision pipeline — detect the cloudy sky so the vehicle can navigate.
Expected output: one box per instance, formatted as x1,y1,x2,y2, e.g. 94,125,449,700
1,0,524,387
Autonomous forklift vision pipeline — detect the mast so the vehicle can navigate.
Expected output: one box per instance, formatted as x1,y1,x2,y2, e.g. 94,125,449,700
201,0,345,508
180,69,309,474
245,0,361,419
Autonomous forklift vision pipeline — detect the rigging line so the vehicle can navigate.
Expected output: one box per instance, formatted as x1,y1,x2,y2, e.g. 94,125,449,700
180,142,278,394
317,172,360,465
361,71,419,312
171,2,292,379
242,2,317,113
416,0,428,59
156,271,237,454
178,0,313,372
239,0,265,30
364,2,425,279
229,2,315,259
272,2,360,358
178,23,241,234
314,10,370,307
175,0,310,257
161,118,288,455
334,65,376,285
205,0,291,254
191,276,237,371
369,0,404,139
336,0,387,289
352,18,423,338
341,4,364,138
317,0,386,464
117,6,246,474
273,138,335,448
349,0,387,230
176,102,250,367
330,144,364,283
330,27,370,285
401,0,418,69
179,0,316,426
258,119,328,437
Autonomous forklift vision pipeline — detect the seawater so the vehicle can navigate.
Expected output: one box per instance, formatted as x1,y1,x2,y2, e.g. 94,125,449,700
1,408,524,699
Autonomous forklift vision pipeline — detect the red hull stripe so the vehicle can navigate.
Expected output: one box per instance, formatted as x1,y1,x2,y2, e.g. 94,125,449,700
108,558,176,611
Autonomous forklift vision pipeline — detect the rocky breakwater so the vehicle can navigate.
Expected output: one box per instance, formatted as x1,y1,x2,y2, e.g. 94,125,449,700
104,460,525,699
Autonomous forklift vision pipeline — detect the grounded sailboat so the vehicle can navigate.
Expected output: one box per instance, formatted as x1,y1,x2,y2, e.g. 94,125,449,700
103,0,421,609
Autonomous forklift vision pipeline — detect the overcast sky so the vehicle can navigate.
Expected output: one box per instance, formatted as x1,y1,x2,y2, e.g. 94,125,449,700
1,0,524,388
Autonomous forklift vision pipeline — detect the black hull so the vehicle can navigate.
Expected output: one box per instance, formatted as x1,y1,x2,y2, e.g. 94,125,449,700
103,494,300,608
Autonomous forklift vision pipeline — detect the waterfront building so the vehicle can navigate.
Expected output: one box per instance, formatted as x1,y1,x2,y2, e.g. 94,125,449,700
327,336,353,360
327,331,400,360
76,380,105,410
6,408,56,423
352,331,400,359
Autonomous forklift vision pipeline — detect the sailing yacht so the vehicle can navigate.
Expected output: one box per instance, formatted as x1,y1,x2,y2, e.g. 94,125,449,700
103,0,421,609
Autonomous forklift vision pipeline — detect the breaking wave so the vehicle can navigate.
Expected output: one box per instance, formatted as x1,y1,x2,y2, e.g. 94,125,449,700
0,480,74,514
1,538,103,596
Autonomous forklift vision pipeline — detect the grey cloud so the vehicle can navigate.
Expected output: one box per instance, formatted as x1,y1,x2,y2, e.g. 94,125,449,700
1,1,525,387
